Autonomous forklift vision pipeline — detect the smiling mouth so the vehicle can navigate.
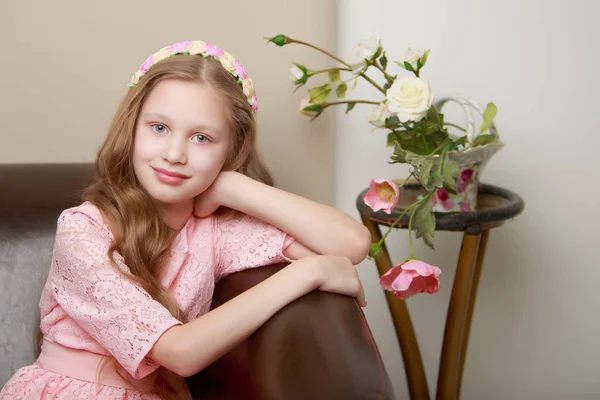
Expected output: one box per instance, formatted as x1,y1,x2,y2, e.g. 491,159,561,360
152,167,190,185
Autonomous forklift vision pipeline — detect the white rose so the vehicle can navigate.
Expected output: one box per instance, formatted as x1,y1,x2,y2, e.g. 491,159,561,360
242,78,254,97
368,102,393,128
386,77,434,123
152,48,172,64
289,65,304,83
404,48,424,69
348,36,381,74
299,98,319,117
187,41,207,55
220,52,236,73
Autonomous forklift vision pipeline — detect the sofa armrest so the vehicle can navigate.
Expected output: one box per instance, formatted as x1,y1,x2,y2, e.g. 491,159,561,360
186,263,394,400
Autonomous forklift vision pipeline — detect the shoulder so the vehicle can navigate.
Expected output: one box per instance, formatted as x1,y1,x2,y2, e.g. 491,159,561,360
56,201,112,239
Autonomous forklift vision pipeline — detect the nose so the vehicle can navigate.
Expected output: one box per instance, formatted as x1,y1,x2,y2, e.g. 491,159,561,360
161,135,187,165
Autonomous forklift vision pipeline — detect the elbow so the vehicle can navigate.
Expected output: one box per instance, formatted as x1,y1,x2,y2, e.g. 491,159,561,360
348,224,372,264
151,326,205,378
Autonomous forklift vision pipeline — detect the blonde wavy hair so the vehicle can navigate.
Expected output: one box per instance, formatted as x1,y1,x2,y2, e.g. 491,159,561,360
37,54,273,399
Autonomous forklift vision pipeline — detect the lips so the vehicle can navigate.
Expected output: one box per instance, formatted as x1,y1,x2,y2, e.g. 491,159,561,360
152,167,190,179
152,167,190,185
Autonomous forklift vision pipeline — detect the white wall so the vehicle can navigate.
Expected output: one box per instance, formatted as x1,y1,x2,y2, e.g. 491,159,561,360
335,0,600,398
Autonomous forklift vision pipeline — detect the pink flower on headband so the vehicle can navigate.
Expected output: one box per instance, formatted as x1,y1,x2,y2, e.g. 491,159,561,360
140,55,154,73
251,93,258,113
235,60,248,80
206,44,224,57
169,41,191,53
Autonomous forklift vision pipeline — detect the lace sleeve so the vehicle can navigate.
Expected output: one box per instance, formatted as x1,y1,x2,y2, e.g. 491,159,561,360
213,212,295,280
50,208,182,379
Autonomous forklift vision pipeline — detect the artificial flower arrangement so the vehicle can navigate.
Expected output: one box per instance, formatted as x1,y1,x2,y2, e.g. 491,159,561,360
267,34,503,300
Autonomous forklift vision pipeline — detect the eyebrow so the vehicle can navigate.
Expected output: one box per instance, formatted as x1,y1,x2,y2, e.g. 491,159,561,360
142,112,222,134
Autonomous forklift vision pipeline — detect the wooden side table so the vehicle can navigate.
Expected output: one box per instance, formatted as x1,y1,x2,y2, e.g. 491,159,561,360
356,182,524,400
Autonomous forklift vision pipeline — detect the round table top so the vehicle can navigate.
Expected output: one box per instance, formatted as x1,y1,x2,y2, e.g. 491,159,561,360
356,182,525,232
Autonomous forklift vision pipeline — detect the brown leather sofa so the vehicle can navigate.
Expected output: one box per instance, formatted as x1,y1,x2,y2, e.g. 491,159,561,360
0,163,394,400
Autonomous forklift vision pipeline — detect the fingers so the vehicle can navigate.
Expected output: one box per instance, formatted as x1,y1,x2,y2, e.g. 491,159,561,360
356,283,367,308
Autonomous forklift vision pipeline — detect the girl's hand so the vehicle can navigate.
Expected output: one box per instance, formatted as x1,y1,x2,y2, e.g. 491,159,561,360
193,172,233,218
307,255,367,307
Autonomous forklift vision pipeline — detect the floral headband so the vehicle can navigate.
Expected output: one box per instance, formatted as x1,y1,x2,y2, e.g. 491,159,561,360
128,40,258,113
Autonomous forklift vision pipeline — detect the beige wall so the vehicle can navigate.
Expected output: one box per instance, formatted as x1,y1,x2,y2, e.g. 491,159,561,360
0,0,336,205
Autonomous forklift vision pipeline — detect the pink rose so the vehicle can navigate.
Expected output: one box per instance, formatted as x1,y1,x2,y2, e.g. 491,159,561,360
380,259,441,300
169,41,191,53
140,55,154,73
251,93,258,113
363,179,400,214
206,44,224,57
235,60,248,80
435,188,454,210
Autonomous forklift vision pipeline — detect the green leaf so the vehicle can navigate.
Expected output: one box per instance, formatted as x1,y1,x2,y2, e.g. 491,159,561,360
441,152,460,193
309,83,332,104
294,63,308,74
404,61,416,73
422,121,440,136
383,79,393,90
471,134,499,147
449,135,469,151
373,46,383,60
394,61,406,70
265,34,288,47
328,70,341,82
336,82,348,99
397,136,429,155
390,143,409,164
380,53,388,70
417,59,423,70
302,104,324,121
412,193,436,249
386,115,400,127
345,102,356,114
387,132,398,147
421,49,431,66
479,102,497,134
352,77,359,90
416,158,434,187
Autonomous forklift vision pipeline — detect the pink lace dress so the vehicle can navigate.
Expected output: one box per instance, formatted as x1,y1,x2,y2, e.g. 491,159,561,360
0,202,294,399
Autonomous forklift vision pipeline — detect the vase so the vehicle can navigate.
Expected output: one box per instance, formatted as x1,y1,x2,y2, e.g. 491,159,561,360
431,96,504,213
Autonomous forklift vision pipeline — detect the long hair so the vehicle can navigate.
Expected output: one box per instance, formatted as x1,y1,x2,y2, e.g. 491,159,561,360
37,54,273,399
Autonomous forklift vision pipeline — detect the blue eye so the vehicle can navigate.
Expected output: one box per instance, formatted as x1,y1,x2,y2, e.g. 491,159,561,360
193,134,209,143
152,124,167,134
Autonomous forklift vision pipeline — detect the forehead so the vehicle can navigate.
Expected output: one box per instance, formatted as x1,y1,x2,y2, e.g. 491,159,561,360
140,79,229,133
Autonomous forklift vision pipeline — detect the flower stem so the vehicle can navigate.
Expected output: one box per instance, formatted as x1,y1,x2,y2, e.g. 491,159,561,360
444,122,467,132
309,67,352,76
287,37,386,95
288,38,351,68
408,207,415,258
371,59,394,82
323,100,380,108
359,72,387,94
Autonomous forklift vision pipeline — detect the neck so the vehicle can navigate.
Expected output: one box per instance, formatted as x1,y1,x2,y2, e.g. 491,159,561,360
155,200,194,232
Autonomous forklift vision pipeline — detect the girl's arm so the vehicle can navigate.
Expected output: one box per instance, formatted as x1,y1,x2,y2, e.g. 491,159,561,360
197,171,372,265
149,254,364,377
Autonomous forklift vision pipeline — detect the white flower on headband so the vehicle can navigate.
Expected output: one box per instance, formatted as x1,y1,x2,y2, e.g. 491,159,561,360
243,79,255,97
220,52,237,74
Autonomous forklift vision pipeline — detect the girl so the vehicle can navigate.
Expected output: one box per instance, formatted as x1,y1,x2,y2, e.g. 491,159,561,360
0,40,371,399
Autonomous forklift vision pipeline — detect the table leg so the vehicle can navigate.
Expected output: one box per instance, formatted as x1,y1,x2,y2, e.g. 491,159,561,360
436,230,482,400
361,216,430,400
458,229,489,398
